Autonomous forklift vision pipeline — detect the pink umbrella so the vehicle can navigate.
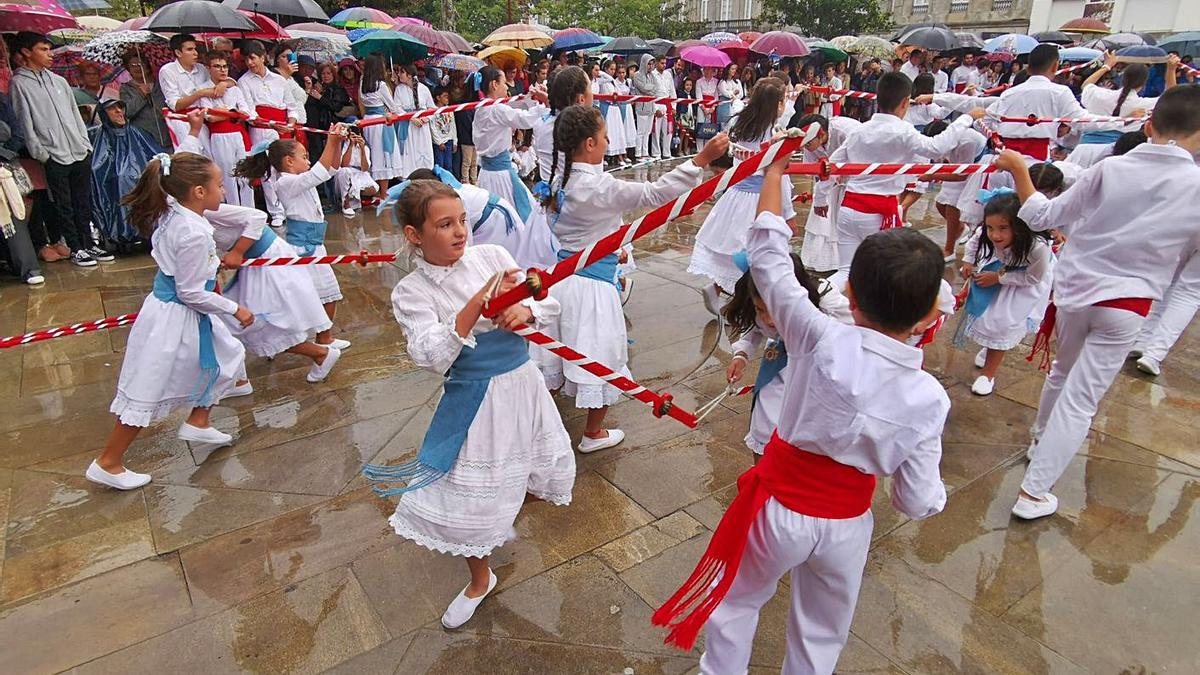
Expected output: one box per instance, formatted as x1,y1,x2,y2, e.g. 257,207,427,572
0,0,79,33
117,16,149,31
394,16,432,28
749,30,810,57
680,45,731,68
393,20,455,53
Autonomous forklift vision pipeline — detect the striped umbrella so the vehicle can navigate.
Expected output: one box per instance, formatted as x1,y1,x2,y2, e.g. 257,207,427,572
430,53,485,73
482,23,553,49
328,7,394,29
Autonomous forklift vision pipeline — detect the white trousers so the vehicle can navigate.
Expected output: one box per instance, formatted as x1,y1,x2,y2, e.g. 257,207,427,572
649,106,671,159
1023,305,1146,497
699,499,873,675
831,205,883,289
1135,250,1200,363
208,132,254,207
636,112,653,157
167,117,209,152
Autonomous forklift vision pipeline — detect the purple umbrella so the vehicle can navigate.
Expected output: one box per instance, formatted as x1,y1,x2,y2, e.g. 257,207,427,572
749,31,810,57
680,45,731,68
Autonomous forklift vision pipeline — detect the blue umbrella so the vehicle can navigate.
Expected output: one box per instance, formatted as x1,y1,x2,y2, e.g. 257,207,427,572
1115,45,1168,64
551,27,603,52
1058,46,1102,62
984,33,1040,55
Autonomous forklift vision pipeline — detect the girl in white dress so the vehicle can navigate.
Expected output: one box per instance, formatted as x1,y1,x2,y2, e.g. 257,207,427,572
86,148,253,491
595,60,628,168
395,65,435,178
688,78,797,313
616,65,638,160
359,54,403,189
533,66,591,183
724,251,852,458
956,191,1055,396
234,124,351,352
364,179,574,630
541,105,729,452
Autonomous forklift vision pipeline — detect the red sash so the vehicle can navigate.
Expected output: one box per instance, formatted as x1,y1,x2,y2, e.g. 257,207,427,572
255,105,305,144
207,118,251,151
1000,136,1049,160
1027,298,1152,370
651,433,876,649
842,191,902,230
165,106,199,148
954,82,967,94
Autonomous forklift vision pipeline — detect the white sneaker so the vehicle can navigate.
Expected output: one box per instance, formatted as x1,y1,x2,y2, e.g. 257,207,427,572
974,348,987,369
970,375,995,396
578,428,625,454
85,460,151,490
25,274,45,285
441,570,497,629
306,346,341,383
178,423,234,445
701,284,723,317
1011,492,1058,520
226,381,254,398
1135,355,1161,377
325,338,351,351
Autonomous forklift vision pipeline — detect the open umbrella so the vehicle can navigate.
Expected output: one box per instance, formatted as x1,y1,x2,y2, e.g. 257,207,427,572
984,33,1040,55
145,0,257,34
393,21,456,53
76,15,120,32
116,16,148,31
848,36,896,60
680,45,731,68
350,30,428,63
717,39,752,60
57,0,108,10
394,16,432,28
288,30,352,62
82,30,172,69
1032,30,1073,45
1158,31,1200,58
890,21,949,41
51,45,114,85
285,21,345,34
222,0,328,22
439,30,473,53
953,32,986,51
477,45,527,70
898,25,960,51
328,7,393,29
482,23,553,49
1082,32,1148,50
1115,45,1168,64
200,10,290,41
749,30,809,57
647,38,673,57
1060,17,1109,34
430,53,485,73
602,36,653,56
0,0,79,33
739,31,763,44
668,39,706,58
552,27,604,52
702,31,740,46
830,35,857,51
1058,46,1102,62
805,39,848,62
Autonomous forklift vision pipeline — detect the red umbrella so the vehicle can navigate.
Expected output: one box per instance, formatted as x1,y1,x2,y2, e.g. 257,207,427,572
116,16,149,31
717,39,751,60
749,30,810,57
738,31,763,43
393,20,454,53
680,45,731,68
0,0,79,33
199,10,291,40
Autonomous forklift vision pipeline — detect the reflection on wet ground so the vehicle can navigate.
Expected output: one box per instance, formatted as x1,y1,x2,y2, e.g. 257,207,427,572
1,160,1197,673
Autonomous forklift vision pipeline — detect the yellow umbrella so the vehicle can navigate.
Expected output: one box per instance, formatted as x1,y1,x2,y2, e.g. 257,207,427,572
477,45,527,70
482,22,553,49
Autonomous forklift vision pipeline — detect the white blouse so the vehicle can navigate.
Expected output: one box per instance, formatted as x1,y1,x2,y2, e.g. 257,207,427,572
359,82,397,112
204,204,269,252
717,79,743,101
473,103,545,158
236,70,302,120
152,201,239,316
273,162,330,222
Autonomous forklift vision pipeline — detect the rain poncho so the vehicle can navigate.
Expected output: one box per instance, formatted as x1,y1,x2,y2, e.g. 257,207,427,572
89,107,161,244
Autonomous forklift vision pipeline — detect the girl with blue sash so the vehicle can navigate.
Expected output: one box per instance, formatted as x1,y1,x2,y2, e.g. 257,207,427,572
394,65,436,179
234,124,352,354
1079,55,1174,147
368,179,574,630
540,105,729,453
87,147,253,491
724,251,853,459
358,54,403,191
596,60,629,169
471,67,549,236
689,78,798,314
957,190,1055,396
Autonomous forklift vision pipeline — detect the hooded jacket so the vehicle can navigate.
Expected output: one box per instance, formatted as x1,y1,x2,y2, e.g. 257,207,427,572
10,67,91,164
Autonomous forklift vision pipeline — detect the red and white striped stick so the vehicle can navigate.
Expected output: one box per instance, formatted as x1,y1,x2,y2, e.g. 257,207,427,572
1,313,138,349
482,127,813,318
994,113,1143,125
238,251,399,267
1056,60,1100,76
594,93,720,108
783,160,995,178
514,326,698,427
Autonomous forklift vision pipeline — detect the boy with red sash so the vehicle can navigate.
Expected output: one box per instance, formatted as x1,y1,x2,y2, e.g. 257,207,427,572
986,45,1088,163
158,33,219,151
828,72,984,287
994,84,1200,520
198,51,254,207
653,147,951,674
236,40,302,224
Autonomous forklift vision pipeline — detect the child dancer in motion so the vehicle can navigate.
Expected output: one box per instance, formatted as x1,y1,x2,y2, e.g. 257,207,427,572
364,180,574,629
653,147,950,674
87,149,254,490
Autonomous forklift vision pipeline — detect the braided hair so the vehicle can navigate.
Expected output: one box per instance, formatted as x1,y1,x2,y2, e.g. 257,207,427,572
547,65,590,114
476,65,503,100
543,104,603,213
1112,63,1148,116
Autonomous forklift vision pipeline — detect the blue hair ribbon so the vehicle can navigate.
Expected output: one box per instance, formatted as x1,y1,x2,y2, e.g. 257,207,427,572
433,165,463,189
732,249,750,274
376,179,412,218
468,71,483,94
250,140,272,156
978,186,1016,203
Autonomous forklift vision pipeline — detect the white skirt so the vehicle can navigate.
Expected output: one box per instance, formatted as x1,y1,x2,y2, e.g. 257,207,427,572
935,178,968,207
334,167,377,206
389,361,575,558
549,274,630,409
603,104,627,157
689,182,796,292
208,131,254,207
800,210,838,273
967,273,1054,351
111,295,246,427
295,242,343,304
746,373,784,454
363,117,402,180
221,237,332,357
400,122,434,178
622,106,637,149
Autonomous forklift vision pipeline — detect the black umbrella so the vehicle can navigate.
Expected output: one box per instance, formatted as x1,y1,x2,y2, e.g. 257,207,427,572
897,26,960,52
602,36,654,55
1032,30,1073,45
890,21,949,42
954,32,985,50
222,0,328,22
145,0,258,33
647,38,673,57
1082,32,1149,50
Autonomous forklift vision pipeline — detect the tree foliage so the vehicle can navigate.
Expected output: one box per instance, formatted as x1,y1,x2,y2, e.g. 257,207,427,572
534,0,701,39
760,0,891,38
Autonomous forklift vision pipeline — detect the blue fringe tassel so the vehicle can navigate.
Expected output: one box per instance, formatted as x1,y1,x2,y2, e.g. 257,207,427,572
362,460,446,497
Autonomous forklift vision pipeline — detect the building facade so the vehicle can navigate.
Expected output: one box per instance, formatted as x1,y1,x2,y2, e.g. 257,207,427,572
887,0,1035,37
687,0,762,33
1028,0,1198,36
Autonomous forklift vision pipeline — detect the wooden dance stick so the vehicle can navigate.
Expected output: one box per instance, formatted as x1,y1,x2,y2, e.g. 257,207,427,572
994,113,1144,126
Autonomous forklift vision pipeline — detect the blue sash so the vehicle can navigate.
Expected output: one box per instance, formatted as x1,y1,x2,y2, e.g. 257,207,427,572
716,96,732,126
1080,129,1122,145
952,259,1024,347
474,192,517,234
480,151,532,221
224,227,278,292
599,100,612,118
914,123,927,133
153,272,220,407
557,248,619,288
362,331,530,495
731,174,765,193
751,339,787,411
618,102,629,121
364,105,409,155
284,218,327,256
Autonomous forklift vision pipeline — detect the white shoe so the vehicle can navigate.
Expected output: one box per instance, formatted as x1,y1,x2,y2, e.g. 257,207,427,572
226,381,253,398
1135,355,1161,377
85,460,151,490
178,423,233,445
441,570,497,629
342,207,356,218
25,274,45,285
974,348,987,369
578,428,625,454
970,375,995,396
1012,492,1058,520
306,346,341,383
701,284,723,317
324,338,351,351
943,252,956,264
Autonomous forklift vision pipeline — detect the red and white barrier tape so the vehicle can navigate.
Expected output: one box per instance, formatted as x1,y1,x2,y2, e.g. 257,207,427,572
783,159,995,178
1,313,138,349
237,250,398,267
1055,60,1100,76
994,113,1143,126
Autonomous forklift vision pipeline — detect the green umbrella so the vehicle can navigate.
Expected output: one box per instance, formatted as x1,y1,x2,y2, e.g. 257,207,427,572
805,39,848,62
350,29,429,64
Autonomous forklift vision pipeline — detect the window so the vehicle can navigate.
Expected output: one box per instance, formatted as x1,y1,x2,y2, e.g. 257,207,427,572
991,0,1013,9
720,0,731,21
700,0,709,19
743,0,754,19
912,0,929,13
950,0,969,11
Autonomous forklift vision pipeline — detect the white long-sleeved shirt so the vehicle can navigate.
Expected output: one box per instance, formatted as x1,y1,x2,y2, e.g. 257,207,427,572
933,70,949,94
950,65,979,91
803,116,861,208
899,61,922,81
273,162,330,223
553,161,702,251
987,75,1087,143
152,200,239,316
1017,143,1200,310
359,81,398,113
205,203,269,252
717,78,743,101
199,85,252,117
931,92,1000,114
158,60,212,112
237,69,302,121
1080,83,1154,134
747,210,948,519
963,229,1053,288
473,102,544,158
904,102,946,128
829,112,975,196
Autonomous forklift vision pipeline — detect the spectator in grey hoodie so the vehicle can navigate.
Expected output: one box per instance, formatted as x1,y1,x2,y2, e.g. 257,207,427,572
10,31,112,266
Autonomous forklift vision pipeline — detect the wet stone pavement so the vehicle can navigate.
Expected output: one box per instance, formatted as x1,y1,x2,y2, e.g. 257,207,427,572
1,160,1198,675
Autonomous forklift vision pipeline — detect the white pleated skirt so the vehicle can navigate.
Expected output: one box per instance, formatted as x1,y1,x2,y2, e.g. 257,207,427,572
549,274,630,409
